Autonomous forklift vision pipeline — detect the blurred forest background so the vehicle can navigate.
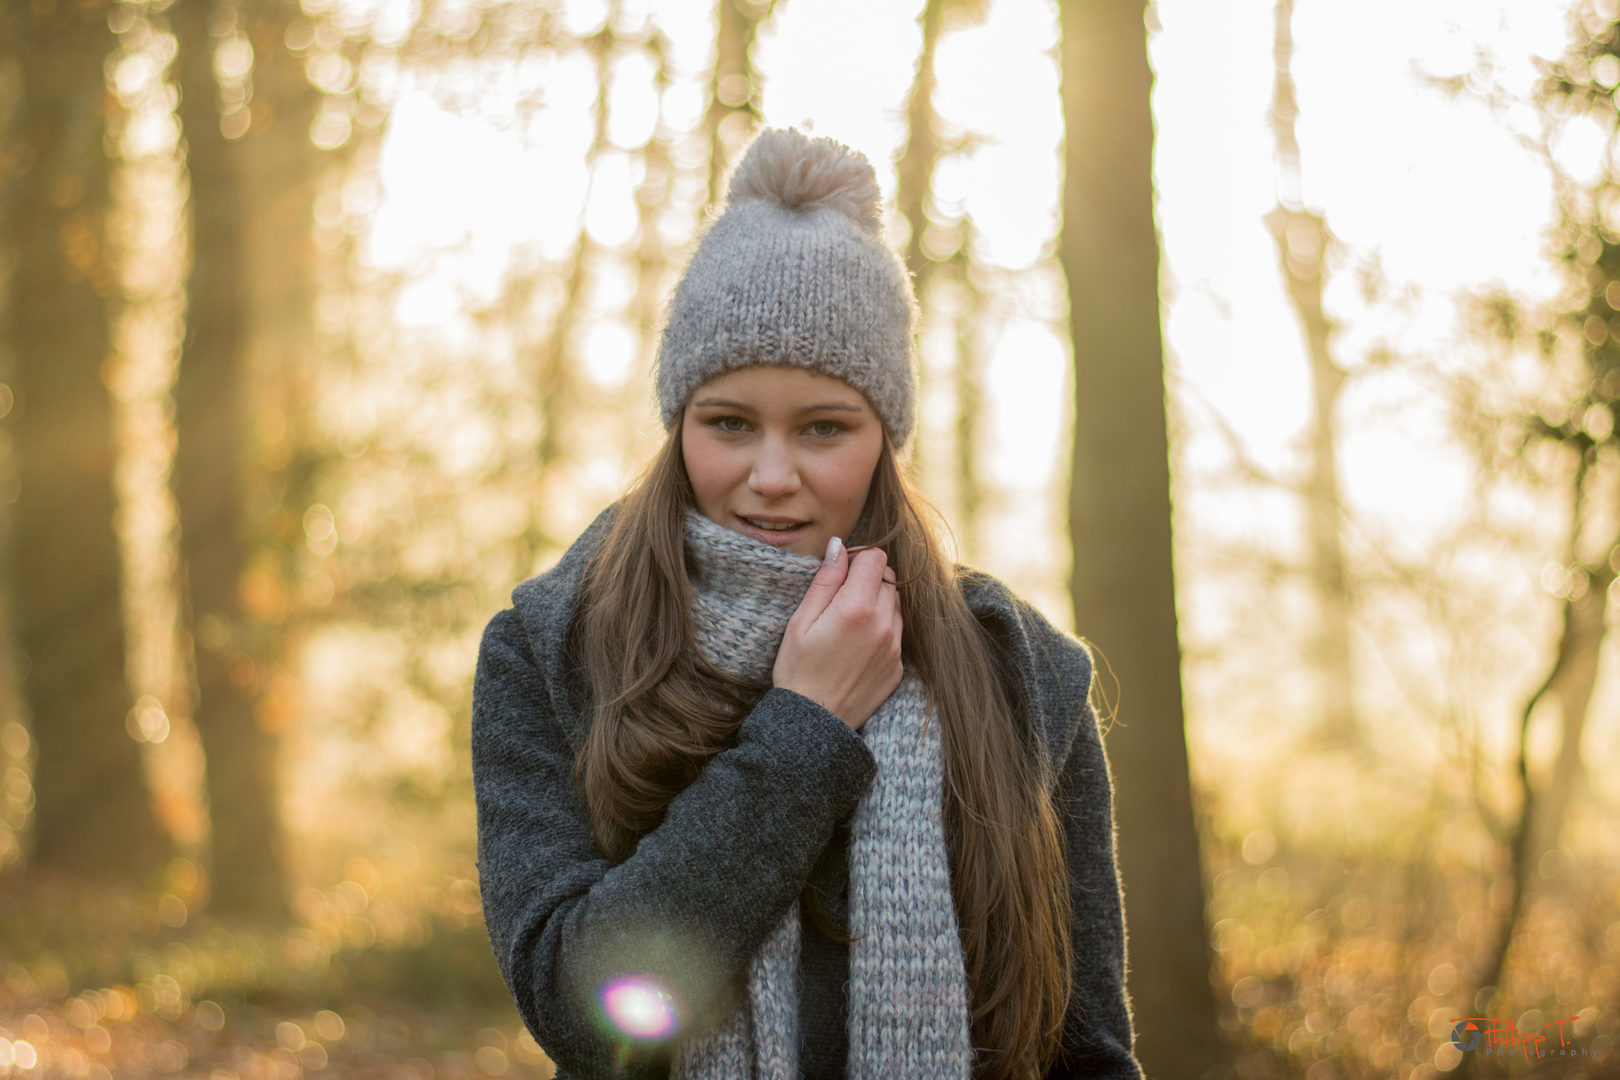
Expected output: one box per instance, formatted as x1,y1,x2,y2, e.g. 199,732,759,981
1,0,1619,1076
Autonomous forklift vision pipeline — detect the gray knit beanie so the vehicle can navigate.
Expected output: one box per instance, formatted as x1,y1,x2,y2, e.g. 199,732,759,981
655,129,920,447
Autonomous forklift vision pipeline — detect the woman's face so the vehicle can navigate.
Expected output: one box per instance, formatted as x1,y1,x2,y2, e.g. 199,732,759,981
681,365,885,558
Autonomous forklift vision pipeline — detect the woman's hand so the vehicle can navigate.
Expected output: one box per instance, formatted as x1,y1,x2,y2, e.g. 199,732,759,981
773,537,904,730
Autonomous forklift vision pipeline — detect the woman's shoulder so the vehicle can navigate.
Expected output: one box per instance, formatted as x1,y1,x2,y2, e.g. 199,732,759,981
953,566,1093,678
508,503,620,637
492,503,620,659
476,503,620,730
953,566,1097,772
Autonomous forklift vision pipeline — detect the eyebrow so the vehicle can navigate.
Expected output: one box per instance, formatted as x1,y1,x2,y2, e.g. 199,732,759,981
690,397,865,415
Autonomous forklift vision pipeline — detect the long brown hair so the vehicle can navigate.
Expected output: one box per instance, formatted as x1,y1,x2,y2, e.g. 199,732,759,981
572,429,1073,1079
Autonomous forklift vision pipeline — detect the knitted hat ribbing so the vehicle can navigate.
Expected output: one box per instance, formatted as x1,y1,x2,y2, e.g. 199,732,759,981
655,129,920,447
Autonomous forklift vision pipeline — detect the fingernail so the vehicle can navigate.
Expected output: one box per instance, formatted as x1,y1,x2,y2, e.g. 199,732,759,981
824,536,843,564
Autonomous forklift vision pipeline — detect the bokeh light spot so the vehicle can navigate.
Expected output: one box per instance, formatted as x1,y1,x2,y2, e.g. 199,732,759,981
12,1039,37,1069
313,1010,345,1042
1241,828,1275,864
157,894,187,928
196,1001,226,1031
600,976,679,1040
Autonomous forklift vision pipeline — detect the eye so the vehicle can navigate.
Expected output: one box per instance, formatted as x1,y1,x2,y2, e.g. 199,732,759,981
707,415,751,434
806,420,845,438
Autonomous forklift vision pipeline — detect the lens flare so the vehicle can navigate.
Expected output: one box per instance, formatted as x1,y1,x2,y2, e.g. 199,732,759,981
600,975,680,1039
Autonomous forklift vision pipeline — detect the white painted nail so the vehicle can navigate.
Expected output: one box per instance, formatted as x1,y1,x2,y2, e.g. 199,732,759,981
825,536,843,563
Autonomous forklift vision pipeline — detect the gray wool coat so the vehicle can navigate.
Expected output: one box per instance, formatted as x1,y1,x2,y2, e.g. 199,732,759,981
471,506,1143,1080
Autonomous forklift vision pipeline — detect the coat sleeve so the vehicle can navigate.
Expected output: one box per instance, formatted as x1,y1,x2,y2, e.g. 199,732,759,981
471,606,877,1080
987,596,1141,1080
1047,692,1142,1080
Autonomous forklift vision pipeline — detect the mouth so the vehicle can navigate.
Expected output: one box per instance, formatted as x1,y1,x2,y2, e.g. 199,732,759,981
735,514,812,547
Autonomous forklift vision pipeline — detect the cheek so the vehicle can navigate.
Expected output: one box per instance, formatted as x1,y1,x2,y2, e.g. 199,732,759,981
680,423,735,510
813,436,883,514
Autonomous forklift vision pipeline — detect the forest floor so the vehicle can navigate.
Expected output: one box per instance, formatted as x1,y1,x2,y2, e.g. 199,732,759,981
0,875,553,1080
2,871,1616,1080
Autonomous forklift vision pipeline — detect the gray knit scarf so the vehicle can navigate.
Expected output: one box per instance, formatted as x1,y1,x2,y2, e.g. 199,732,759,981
672,511,974,1080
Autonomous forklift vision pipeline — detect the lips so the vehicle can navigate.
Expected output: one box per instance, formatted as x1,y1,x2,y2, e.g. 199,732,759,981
735,514,811,547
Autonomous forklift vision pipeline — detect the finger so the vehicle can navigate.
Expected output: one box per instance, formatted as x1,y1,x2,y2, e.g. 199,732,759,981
839,547,890,603
879,580,901,626
792,535,850,626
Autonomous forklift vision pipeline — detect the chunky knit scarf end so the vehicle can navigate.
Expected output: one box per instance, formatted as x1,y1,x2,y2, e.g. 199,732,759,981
673,512,974,1080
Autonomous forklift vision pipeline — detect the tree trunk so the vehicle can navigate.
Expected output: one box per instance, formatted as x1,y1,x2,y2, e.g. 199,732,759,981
895,0,947,300
630,77,673,435
1271,203,1357,745
172,0,288,917
896,0,988,537
951,244,984,557
703,0,766,211
1057,1,1222,1077
1464,468,1612,1071
894,0,949,480
952,287,983,555
1266,0,1357,748
239,0,324,374
532,32,617,471
8,0,168,877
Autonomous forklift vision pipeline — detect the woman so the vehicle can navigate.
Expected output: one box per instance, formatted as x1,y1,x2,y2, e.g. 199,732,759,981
472,129,1141,1080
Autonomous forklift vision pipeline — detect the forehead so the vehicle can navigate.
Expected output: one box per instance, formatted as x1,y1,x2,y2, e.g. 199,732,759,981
689,365,872,411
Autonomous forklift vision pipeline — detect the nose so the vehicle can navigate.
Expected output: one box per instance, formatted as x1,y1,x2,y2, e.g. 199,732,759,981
748,434,801,500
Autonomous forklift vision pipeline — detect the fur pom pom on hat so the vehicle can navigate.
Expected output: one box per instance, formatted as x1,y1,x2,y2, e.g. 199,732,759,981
655,129,919,446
